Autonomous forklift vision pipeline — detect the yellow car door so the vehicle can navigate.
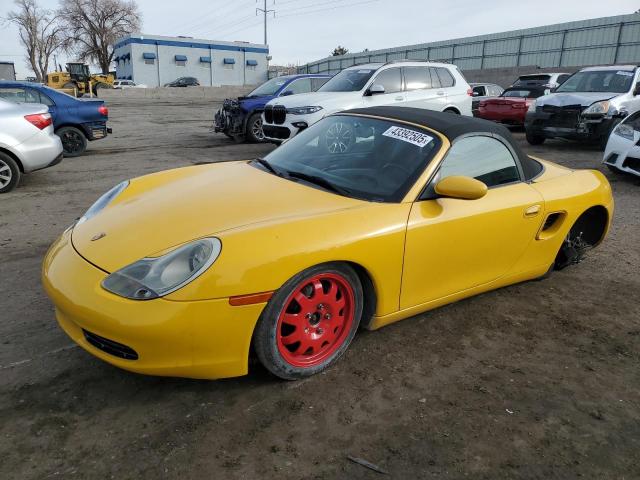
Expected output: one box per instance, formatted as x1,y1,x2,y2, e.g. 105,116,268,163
400,135,544,309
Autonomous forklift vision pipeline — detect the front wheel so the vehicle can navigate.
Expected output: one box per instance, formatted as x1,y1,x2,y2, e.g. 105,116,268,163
245,113,265,143
254,263,363,380
56,126,87,157
526,130,546,145
0,152,20,193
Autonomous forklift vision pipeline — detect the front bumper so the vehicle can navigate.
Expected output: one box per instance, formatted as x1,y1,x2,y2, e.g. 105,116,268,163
214,100,246,136
525,110,621,142
602,132,640,178
42,229,266,379
262,110,323,143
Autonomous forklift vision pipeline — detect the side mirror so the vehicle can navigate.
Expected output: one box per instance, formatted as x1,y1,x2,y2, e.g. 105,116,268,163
472,91,480,97
435,176,488,200
368,84,385,95
280,90,294,97
634,82,640,96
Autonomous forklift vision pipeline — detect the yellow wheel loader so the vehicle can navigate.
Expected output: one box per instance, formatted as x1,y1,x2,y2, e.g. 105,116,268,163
46,63,114,97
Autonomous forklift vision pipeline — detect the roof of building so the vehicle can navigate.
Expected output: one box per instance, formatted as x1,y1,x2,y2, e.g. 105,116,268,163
340,106,543,180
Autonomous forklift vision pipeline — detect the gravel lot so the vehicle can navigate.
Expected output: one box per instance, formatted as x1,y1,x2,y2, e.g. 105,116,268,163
1,97,639,479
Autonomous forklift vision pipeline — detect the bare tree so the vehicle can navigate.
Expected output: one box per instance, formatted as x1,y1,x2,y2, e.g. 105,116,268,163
5,0,65,82
331,46,349,57
58,0,141,74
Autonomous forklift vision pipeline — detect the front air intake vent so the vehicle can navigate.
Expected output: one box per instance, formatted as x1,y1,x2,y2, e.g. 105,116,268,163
83,329,139,360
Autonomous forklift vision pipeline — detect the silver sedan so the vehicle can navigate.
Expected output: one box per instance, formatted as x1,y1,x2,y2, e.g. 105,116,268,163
0,99,63,193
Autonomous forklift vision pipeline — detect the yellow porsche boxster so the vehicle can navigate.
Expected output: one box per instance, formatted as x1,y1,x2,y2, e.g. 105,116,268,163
42,107,613,380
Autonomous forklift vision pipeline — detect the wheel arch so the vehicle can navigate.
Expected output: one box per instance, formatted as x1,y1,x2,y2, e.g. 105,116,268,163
0,147,24,173
443,106,461,114
343,261,378,330
571,204,609,247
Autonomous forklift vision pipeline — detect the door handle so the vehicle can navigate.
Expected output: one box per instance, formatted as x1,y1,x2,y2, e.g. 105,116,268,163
524,204,541,217
437,91,445,96
395,96,403,101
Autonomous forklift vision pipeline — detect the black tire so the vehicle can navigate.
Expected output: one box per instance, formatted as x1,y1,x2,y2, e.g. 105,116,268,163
92,82,112,96
444,108,460,114
56,126,87,157
254,263,363,380
0,152,20,193
526,130,546,145
606,164,624,175
245,112,265,143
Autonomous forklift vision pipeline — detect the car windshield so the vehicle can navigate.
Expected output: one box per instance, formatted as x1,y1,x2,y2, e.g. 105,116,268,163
318,68,376,92
257,115,441,202
247,77,289,97
501,88,545,98
556,70,635,93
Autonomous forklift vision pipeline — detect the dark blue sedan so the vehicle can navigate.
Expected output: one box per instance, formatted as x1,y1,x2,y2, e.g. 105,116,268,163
0,81,110,156
214,74,331,142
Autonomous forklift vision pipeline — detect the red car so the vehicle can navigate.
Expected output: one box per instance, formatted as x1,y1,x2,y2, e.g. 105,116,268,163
477,87,547,126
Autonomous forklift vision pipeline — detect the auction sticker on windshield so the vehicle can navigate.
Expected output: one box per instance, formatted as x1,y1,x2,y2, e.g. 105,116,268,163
382,126,433,148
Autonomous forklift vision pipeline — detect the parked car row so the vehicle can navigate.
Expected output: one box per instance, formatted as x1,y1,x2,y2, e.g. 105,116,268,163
215,61,474,144
0,80,112,192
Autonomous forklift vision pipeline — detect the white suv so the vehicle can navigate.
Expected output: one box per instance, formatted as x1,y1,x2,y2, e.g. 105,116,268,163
262,61,472,142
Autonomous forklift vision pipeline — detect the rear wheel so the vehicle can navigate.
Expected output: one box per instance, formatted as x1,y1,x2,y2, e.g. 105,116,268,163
245,113,265,143
254,263,363,380
555,207,608,270
526,130,546,145
0,152,20,193
56,126,87,157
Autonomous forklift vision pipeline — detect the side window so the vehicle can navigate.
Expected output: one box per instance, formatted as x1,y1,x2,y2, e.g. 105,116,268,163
311,77,329,91
558,74,570,85
429,68,441,88
286,78,312,95
36,91,54,106
472,85,486,96
371,67,402,93
0,87,27,102
403,67,432,91
436,136,520,188
491,86,504,96
436,68,455,88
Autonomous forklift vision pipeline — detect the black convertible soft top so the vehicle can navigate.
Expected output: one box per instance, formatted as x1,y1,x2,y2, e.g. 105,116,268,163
341,106,543,180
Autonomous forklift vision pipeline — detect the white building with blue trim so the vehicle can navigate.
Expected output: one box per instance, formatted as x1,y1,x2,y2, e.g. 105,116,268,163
113,34,269,87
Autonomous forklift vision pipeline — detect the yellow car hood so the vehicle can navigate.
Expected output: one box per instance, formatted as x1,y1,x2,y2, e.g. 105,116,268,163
72,161,364,272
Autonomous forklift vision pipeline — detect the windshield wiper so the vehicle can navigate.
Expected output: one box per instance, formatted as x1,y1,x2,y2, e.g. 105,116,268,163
286,170,352,196
253,157,282,176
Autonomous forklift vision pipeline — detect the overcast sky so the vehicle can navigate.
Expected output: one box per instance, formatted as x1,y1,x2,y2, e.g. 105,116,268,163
1,0,638,77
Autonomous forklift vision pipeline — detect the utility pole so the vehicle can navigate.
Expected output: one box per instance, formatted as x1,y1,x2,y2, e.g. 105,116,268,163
256,0,275,46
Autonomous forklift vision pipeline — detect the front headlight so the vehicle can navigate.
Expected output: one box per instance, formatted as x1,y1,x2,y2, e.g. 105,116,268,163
527,100,537,113
287,106,323,115
614,122,635,141
102,237,222,300
583,100,610,116
77,180,129,224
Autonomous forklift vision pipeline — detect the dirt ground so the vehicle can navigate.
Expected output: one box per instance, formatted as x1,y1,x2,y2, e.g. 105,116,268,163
1,97,639,480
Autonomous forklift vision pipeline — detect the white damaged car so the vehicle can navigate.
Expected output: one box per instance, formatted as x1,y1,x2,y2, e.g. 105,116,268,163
603,110,640,177
261,61,472,143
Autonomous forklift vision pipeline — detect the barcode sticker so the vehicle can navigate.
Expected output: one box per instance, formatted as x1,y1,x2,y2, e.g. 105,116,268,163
382,126,433,148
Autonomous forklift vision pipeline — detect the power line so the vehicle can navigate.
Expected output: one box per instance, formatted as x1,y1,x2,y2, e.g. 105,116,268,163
277,0,380,18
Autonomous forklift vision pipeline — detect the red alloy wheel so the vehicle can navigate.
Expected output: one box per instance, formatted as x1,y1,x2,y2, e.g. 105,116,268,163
276,273,355,368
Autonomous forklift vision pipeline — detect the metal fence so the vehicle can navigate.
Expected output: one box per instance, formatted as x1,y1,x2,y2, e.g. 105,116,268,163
298,13,640,75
